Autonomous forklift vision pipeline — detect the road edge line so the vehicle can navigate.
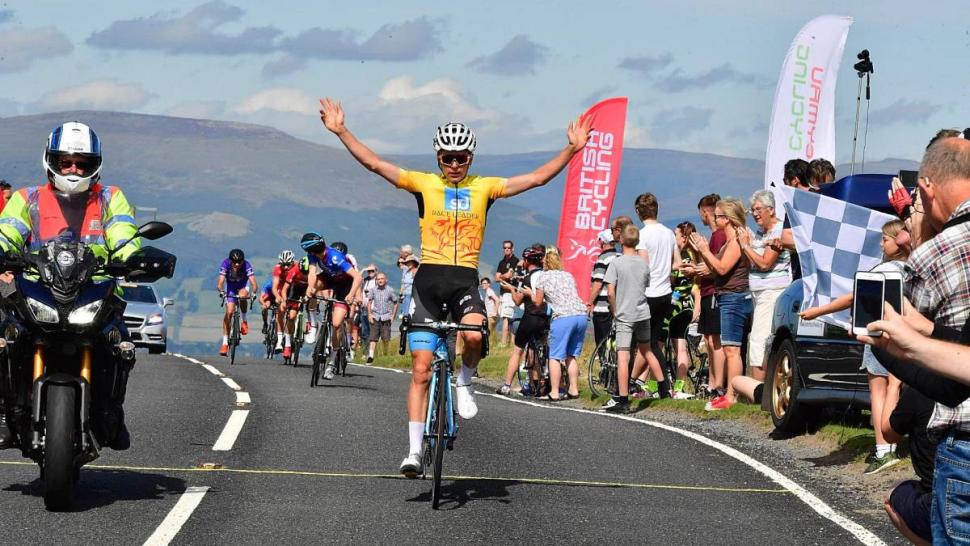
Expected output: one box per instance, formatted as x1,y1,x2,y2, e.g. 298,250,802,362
170,353,251,451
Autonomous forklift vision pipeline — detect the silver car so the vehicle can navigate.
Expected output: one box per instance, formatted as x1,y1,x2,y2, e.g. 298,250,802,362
119,283,173,354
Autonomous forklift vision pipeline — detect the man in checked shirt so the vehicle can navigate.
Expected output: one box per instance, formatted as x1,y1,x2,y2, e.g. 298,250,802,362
900,135,970,544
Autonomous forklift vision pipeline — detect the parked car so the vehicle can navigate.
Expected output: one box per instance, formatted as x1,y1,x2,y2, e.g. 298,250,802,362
119,282,173,354
762,174,898,433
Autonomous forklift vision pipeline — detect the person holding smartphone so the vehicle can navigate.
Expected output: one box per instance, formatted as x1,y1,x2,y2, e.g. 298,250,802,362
799,219,912,474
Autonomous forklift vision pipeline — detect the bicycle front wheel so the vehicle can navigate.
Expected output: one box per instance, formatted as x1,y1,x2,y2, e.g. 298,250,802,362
431,362,448,509
587,336,617,398
230,311,240,366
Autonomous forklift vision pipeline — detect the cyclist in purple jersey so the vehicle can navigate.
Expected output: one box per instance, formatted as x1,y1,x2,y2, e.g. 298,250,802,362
301,233,362,380
217,248,258,356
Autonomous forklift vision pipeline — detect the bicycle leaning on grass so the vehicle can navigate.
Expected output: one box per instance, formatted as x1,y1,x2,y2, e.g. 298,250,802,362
398,315,489,509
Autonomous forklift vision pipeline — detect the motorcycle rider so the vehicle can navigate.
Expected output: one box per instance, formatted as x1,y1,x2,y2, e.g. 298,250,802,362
0,121,140,450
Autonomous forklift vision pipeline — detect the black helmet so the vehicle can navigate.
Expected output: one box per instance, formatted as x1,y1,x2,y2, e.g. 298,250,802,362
522,243,545,264
229,248,245,263
300,232,326,253
331,241,348,254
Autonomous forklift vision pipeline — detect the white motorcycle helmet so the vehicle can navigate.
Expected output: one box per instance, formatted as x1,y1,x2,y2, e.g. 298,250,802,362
43,122,102,194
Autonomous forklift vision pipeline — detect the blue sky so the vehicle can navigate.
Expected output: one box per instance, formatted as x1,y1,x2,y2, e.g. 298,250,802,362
1,0,967,161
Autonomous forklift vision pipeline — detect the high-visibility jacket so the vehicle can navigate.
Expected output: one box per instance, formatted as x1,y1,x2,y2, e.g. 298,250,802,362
0,183,140,262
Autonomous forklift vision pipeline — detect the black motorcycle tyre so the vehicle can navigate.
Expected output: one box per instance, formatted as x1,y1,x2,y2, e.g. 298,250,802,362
43,384,77,511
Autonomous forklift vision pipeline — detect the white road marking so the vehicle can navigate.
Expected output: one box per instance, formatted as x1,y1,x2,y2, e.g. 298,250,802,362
168,354,250,452
212,410,250,451
479,392,886,546
142,486,209,546
201,364,224,377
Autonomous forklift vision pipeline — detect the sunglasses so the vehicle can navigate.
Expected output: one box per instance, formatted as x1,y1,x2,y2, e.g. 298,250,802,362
714,214,728,219
439,153,471,167
503,246,513,250
56,157,96,171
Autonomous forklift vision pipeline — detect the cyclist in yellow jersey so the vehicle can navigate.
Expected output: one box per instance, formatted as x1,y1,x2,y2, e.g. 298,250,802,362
319,98,592,477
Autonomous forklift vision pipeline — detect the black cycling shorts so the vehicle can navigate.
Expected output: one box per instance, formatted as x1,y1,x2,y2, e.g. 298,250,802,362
410,264,487,328
326,277,354,302
667,308,692,340
514,313,549,349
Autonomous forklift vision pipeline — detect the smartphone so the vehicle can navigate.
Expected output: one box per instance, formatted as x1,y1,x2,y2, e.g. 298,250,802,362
882,271,904,315
898,170,919,188
852,272,885,337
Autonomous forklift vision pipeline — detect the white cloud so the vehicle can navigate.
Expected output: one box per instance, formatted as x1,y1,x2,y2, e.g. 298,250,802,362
623,121,654,148
233,87,315,115
0,26,73,73
36,80,155,111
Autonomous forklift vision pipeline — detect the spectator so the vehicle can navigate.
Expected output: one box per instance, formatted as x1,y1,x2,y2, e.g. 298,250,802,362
668,221,702,398
808,158,836,189
399,254,419,318
495,240,520,347
0,180,10,210
367,272,399,363
898,136,970,543
526,246,587,401
783,158,812,190
601,224,653,413
588,227,618,352
689,193,726,398
800,219,911,473
480,277,501,336
395,245,414,318
690,197,752,411
497,244,548,396
358,265,378,344
881,377,936,545
633,193,681,398
737,190,791,381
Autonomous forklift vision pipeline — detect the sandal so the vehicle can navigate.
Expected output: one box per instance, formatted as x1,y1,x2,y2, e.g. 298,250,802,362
540,394,562,401
564,393,580,400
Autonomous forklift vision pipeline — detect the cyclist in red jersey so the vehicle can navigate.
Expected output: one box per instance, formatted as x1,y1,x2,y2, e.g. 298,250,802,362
268,250,295,351
280,257,311,360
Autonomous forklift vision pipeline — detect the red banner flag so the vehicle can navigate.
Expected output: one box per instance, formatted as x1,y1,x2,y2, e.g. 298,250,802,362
556,97,627,302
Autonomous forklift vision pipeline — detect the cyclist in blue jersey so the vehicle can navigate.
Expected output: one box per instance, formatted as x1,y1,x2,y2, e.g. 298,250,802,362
301,233,363,380
217,248,258,356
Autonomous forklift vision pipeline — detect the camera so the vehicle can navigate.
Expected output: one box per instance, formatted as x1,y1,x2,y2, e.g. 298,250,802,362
853,49,873,74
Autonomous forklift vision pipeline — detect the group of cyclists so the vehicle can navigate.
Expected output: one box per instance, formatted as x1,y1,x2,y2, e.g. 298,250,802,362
216,233,361,380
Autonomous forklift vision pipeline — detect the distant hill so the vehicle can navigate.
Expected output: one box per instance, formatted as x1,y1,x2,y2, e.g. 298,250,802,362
0,111,918,350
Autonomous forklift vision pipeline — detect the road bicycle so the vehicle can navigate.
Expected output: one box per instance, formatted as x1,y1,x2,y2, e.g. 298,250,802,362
587,324,620,398
264,303,279,360
662,318,709,398
509,318,552,397
220,292,255,366
399,315,489,509
286,299,307,367
310,297,350,387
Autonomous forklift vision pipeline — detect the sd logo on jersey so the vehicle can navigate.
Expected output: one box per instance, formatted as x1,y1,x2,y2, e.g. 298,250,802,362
444,187,471,212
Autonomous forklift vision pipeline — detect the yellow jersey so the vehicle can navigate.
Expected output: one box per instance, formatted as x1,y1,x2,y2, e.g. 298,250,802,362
397,170,508,269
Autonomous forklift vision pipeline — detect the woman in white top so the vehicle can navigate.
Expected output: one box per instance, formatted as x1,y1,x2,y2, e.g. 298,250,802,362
522,246,588,400
737,190,791,381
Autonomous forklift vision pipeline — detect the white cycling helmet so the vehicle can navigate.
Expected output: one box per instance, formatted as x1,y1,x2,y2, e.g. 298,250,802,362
44,122,102,194
278,249,295,265
433,123,476,153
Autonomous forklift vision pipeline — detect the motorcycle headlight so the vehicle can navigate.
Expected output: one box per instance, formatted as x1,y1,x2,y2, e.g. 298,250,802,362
68,300,103,325
26,298,59,324
146,313,164,326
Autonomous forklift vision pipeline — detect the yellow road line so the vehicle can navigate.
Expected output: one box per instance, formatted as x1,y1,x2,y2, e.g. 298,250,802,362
0,460,788,494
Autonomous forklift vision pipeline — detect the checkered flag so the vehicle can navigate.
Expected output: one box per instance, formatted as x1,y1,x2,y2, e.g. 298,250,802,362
778,185,896,328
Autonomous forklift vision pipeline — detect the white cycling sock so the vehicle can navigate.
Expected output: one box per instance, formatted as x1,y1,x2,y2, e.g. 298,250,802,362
222,335,228,344
875,443,892,458
284,334,291,347
277,333,283,342
408,421,424,456
457,365,475,386
241,312,248,321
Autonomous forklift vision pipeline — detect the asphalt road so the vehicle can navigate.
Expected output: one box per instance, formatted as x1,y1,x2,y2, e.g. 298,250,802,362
0,352,893,544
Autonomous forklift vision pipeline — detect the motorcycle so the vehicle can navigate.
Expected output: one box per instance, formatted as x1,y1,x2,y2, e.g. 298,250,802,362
0,221,176,510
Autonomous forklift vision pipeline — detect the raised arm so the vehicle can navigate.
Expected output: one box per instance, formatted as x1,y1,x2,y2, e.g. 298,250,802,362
319,98,402,187
504,115,593,197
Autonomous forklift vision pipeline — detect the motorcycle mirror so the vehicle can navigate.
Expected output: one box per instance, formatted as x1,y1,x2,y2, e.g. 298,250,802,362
135,221,173,241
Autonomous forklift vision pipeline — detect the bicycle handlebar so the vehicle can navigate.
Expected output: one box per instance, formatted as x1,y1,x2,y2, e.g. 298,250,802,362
398,316,490,358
